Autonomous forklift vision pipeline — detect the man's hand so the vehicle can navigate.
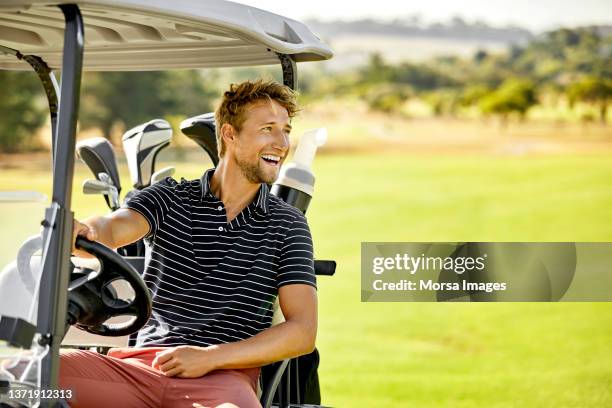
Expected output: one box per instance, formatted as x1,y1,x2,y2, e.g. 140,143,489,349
72,219,98,257
151,345,219,378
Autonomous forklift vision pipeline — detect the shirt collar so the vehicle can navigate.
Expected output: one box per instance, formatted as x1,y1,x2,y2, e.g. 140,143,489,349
200,168,269,214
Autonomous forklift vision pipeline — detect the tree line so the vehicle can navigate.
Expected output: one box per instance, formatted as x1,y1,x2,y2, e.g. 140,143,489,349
0,70,219,153
0,27,610,153
314,27,611,123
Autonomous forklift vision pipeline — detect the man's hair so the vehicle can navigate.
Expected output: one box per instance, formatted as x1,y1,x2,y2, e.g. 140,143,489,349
215,79,299,157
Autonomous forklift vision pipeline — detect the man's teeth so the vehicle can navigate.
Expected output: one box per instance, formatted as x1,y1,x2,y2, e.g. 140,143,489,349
261,154,280,163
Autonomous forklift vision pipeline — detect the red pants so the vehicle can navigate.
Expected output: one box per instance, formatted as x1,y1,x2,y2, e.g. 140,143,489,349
59,347,261,408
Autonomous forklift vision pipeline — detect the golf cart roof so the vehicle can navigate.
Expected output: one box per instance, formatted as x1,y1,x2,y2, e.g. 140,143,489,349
0,0,333,70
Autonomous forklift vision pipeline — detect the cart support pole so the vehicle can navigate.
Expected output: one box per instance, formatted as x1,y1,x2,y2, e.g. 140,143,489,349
20,55,59,163
277,53,297,90
0,47,59,162
37,5,83,406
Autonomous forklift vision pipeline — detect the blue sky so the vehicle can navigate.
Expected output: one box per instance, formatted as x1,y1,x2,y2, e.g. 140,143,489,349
234,0,612,31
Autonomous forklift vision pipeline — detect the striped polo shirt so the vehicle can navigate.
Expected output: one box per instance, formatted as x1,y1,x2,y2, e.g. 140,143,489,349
123,168,316,347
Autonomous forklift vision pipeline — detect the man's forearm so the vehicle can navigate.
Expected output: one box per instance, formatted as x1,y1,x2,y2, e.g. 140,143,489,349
152,285,318,379
71,214,118,258
75,209,149,256
210,319,316,370
81,215,118,248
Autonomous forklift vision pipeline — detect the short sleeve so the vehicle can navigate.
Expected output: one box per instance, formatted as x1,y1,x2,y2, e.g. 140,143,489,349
276,213,317,289
122,178,177,239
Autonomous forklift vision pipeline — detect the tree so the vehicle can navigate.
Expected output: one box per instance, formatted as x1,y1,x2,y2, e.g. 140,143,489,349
459,84,491,107
567,76,612,123
479,79,537,122
473,49,488,64
390,62,456,91
360,53,393,84
0,71,47,152
79,70,217,140
365,85,411,114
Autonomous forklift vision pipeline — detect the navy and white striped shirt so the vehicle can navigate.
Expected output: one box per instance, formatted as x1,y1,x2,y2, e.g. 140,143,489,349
124,168,316,347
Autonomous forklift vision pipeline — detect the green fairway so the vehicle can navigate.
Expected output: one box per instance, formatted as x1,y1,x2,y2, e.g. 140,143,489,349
1,151,612,406
308,152,612,407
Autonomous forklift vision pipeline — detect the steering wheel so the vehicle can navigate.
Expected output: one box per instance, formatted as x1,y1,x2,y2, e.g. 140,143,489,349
68,236,152,336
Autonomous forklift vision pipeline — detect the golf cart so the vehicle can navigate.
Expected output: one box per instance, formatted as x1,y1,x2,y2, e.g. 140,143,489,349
0,1,334,407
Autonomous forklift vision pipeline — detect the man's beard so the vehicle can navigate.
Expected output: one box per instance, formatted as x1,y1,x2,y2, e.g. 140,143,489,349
234,153,277,184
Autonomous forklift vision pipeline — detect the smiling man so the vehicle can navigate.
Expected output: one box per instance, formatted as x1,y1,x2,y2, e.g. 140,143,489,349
61,80,317,408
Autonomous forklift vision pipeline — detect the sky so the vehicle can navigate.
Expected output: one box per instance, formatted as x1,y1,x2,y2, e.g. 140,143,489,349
232,0,612,32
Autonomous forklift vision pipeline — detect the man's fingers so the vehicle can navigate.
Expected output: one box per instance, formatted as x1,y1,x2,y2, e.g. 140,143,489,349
161,367,183,377
85,227,97,241
159,358,179,373
75,224,96,241
163,368,182,377
152,351,174,368
71,220,98,257
72,221,96,242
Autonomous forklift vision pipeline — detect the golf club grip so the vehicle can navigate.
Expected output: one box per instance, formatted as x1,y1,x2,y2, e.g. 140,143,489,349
314,260,336,276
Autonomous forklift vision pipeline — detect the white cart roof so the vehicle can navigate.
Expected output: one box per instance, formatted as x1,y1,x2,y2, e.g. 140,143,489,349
0,0,333,70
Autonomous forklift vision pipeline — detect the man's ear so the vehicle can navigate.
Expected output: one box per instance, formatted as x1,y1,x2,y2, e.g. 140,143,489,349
220,123,237,152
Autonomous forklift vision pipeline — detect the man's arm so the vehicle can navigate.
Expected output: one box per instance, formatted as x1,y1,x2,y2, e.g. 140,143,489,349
72,209,150,257
152,283,318,378
73,177,176,256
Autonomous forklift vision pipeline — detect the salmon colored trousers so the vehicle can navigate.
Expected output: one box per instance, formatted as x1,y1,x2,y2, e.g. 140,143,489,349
59,347,261,408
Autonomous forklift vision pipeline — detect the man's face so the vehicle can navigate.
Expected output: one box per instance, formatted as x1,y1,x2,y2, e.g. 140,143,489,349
229,99,291,184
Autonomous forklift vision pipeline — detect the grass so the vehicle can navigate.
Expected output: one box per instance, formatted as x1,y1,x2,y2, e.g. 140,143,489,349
307,152,612,407
292,99,612,171
1,149,612,407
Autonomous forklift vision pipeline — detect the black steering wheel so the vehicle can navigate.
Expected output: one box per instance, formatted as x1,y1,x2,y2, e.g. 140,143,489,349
67,236,152,337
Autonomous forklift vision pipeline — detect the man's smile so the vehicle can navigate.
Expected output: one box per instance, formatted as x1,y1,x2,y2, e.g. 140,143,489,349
260,154,281,167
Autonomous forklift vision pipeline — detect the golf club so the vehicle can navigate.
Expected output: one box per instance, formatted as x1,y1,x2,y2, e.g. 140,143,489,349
151,166,176,185
180,112,219,166
122,119,173,190
82,172,119,210
76,137,122,211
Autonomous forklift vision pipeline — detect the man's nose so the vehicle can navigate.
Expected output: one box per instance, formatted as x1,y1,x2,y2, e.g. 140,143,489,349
272,129,290,152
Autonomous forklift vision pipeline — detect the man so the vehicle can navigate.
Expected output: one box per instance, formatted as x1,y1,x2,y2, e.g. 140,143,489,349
61,80,318,408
